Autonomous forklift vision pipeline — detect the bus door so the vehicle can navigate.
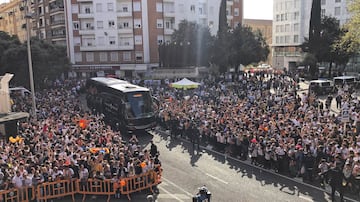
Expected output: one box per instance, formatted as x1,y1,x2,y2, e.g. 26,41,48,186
102,93,122,122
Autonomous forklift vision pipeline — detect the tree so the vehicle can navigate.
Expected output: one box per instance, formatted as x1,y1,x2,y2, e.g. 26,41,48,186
340,0,360,53
303,16,353,77
0,32,70,88
160,20,213,68
228,26,269,70
304,0,321,78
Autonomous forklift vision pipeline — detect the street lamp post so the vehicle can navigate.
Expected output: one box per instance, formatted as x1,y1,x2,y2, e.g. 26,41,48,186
23,0,37,120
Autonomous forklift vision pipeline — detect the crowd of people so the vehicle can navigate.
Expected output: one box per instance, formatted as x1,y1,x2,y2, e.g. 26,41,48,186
2,72,360,201
1,79,160,201
153,72,360,200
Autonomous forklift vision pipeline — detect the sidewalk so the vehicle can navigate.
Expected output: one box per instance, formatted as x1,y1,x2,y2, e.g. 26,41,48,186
155,129,359,202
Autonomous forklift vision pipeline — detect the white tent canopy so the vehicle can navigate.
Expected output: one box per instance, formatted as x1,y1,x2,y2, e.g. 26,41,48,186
170,78,201,89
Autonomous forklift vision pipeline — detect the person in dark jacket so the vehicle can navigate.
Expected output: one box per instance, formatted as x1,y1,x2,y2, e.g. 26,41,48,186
150,141,158,158
328,163,345,202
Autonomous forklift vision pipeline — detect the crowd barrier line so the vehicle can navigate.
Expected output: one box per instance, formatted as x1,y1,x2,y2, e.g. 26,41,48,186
0,169,161,202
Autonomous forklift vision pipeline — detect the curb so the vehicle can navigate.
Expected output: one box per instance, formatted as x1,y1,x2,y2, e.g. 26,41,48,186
154,129,358,202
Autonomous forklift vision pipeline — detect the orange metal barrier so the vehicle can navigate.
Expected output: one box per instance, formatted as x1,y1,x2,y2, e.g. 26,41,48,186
120,170,158,200
36,179,75,202
76,179,115,202
0,170,162,202
0,187,30,202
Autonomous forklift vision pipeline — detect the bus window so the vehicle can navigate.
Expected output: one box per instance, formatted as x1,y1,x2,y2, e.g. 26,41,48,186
125,92,153,118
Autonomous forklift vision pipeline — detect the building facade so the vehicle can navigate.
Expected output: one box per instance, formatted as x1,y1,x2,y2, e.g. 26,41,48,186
243,19,272,66
65,0,243,78
0,0,29,42
272,0,351,71
0,0,66,44
31,0,67,45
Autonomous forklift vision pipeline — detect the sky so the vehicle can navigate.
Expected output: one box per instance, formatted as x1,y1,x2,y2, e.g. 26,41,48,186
244,0,273,20
0,0,274,20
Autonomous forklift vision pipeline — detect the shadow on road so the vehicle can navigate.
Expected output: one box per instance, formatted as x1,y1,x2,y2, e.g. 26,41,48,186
153,129,355,202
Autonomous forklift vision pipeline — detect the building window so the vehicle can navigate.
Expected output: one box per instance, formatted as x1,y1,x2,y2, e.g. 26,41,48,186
190,5,195,12
157,19,163,28
134,35,142,45
321,9,326,18
98,36,105,45
100,52,107,62
335,0,341,2
156,3,163,12
134,19,141,28
334,7,341,16
157,35,164,44
276,14,280,22
179,4,184,13
107,3,114,11
86,52,94,62
294,23,299,32
71,5,78,14
74,37,81,46
294,35,299,43
122,6,128,12
234,8,239,16
110,52,118,61
294,12,299,20
135,52,143,61
73,22,79,30
108,20,115,28
285,24,290,32
321,0,326,5
276,25,280,33
97,21,103,29
109,36,116,45
123,52,131,61
75,53,82,62
96,3,102,12
85,7,91,13
133,2,141,11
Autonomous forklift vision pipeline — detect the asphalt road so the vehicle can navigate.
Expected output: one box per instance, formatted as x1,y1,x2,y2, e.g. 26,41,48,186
146,130,359,202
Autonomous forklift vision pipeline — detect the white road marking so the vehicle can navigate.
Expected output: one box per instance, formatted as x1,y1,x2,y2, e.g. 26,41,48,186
205,173,229,184
162,177,194,197
158,186,185,202
299,195,313,202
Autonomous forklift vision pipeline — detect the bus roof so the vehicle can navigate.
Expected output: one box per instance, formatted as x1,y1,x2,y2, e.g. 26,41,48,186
333,76,356,79
90,77,149,93
90,77,129,86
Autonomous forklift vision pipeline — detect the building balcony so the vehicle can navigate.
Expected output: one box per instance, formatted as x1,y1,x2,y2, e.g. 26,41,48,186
227,0,233,6
77,0,93,2
118,26,133,34
164,29,174,35
117,11,132,17
50,20,65,26
164,11,175,17
80,44,134,51
78,12,94,18
79,27,95,35
49,7,64,14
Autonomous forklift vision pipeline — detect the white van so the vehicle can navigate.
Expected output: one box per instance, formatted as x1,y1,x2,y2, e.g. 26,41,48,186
333,76,356,86
9,87,31,97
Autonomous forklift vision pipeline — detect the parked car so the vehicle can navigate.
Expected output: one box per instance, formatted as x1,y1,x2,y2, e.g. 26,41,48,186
308,80,336,96
333,76,358,92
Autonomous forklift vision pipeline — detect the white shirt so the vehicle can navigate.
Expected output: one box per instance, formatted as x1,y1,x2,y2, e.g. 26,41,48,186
12,175,23,188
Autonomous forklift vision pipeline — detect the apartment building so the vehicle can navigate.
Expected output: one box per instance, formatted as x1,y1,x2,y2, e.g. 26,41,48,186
0,0,28,42
65,0,243,78
31,0,66,45
272,0,351,70
243,19,272,65
0,0,66,44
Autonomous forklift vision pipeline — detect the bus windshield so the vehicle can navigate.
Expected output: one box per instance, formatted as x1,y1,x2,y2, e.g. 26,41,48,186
125,92,154,119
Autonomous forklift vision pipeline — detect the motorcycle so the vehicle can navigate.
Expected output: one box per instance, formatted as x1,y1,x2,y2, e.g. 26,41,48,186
192,185,211,202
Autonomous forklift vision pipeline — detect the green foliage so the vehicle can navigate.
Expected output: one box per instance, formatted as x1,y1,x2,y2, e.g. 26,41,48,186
218,0,228,38
0,32,70,88
211,25,269,73
340,0,360,52
159,20,213,68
